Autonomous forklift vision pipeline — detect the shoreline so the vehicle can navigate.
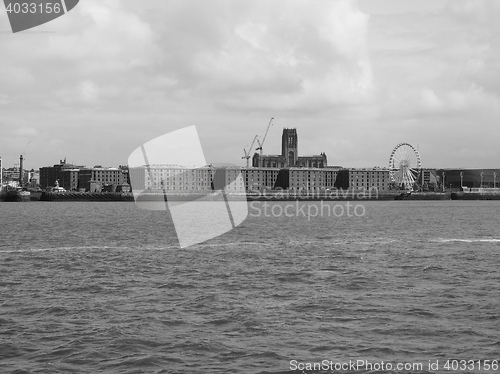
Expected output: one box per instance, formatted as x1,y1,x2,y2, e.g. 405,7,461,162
4,190,456,202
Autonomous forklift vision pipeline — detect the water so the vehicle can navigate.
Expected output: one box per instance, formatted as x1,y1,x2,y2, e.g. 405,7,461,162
1,201,499,373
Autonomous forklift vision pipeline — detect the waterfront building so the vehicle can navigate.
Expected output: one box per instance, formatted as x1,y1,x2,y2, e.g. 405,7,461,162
1,159,38,188
118,165,130,185
332,167,449,192
129,165,213,192
61,169,80,191
436,168,500,189
252,128,327,168
40,159,128,191
129,165,279,193
347,168,391,191
288,167,340,191
129,165,377,194
26,169,40,188
78,166,126,192
242,167,280,191
40,159,85,190
1,167,20,183
419,169,440,191
118,164,500,195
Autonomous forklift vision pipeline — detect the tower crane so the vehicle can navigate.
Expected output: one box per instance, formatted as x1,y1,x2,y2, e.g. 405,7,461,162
256,117,274,155
242,135,259,168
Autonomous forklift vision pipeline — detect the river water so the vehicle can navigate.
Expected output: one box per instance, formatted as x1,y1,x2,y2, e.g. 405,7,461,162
1,200,499,373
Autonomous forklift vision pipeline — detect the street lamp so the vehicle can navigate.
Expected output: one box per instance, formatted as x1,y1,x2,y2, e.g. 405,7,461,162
442,172,446,192
460,172,463,189
480,172,484,188
494,172,497,189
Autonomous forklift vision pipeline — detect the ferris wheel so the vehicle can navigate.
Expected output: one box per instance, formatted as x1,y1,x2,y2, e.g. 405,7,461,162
389,143,422,191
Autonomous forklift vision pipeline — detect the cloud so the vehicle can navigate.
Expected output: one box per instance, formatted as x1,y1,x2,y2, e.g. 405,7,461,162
13,126,39,137
1,0,499,169
150,0,373,110
420,85,500,115
0,0,160,110
1,0,373,113
0,94,12,105
370,0,500,121
446,0,500,23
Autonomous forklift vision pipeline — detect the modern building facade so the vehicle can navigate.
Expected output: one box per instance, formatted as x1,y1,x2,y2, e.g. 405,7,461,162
436,168,500,189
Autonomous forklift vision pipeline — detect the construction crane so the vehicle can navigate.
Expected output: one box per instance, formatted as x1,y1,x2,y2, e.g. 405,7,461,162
256,117,274,155
242,135,259,168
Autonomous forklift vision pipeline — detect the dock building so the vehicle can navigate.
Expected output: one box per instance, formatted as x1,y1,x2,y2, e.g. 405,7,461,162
128,129,400,194
128,165,398,193
436,168,500,189
78,166,125,192
40,159,128,191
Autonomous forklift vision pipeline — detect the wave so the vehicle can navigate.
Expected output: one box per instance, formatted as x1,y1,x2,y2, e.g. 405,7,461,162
0,246,126,253
0,245,178,253
434,238,500,243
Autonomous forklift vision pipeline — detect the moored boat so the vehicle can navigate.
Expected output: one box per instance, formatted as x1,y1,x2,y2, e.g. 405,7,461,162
0,185,30,202
394,191,450,200
451,187,500,200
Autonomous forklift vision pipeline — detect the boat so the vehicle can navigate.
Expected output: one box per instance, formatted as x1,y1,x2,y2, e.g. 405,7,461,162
0,184,30,202
395,191,412,200
451,187,500,200
394,190,450,200
51,180,67,193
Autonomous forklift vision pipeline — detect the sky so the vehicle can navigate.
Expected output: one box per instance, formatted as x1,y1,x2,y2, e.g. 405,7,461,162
1,0,499,170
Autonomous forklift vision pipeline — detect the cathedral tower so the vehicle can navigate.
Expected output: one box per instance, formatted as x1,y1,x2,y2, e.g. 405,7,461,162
281,128,298,167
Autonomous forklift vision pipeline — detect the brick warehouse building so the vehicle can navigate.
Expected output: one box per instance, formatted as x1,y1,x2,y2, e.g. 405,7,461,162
40,159,128,191
39,159,85,190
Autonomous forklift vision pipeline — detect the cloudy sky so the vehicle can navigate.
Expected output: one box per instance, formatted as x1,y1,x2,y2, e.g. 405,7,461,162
1,0,499,170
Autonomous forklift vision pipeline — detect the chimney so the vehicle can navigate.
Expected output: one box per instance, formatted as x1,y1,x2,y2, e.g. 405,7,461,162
19,154,24,187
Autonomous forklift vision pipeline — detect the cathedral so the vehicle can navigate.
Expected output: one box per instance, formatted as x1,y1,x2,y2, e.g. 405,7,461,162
252,128,327,168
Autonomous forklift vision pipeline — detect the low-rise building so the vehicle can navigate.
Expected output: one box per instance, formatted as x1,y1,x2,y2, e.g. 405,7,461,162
2,167,20,183
78,166,125,192
347,168,391,191
40,159,85,190
129,165,213,192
